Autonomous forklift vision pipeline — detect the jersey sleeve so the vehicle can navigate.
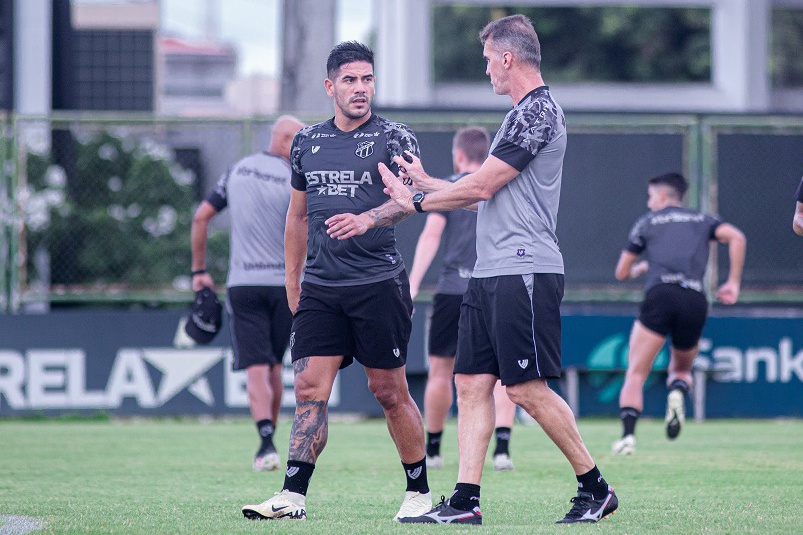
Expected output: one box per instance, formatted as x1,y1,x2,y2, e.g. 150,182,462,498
796,177,803,203
205,168,230,211
490,97,558,171
625,214,649,254
707,213,724,240
290,129,307,191
384,122,420,175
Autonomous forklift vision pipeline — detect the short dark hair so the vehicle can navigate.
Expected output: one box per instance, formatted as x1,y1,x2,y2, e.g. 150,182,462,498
648,172,688,200
326,41,374,79
479,14,541,69
453,127,490,164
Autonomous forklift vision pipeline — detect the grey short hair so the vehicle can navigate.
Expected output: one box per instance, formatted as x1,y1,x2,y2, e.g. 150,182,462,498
479,14,541,70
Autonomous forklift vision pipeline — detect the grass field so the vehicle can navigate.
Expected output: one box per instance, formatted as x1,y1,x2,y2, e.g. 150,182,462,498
1,416,800,534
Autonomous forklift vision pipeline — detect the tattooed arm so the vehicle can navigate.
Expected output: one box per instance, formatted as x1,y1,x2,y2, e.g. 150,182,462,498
324,183,417,240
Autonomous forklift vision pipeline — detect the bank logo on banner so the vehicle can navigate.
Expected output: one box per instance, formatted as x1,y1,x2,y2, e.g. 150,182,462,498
585,333,668,403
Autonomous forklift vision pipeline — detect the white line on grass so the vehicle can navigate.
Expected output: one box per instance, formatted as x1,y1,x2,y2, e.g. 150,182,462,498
0,515,44,535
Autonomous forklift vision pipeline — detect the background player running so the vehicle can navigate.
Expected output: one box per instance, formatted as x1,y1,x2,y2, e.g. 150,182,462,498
612,172,746,455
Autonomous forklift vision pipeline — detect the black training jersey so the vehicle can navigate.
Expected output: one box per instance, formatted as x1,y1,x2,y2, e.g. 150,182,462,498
626,205,722,294
290,114,419,286
435,173,477,295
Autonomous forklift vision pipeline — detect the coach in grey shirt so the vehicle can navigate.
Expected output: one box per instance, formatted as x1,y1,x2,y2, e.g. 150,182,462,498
326,14,617,526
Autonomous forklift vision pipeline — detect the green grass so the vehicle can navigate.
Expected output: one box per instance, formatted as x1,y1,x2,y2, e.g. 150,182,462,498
1,417,801,534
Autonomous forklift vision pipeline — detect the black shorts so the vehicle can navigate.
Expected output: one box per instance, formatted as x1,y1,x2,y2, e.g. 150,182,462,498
227,285,293,371
290,272,413,369
427,293,464,357
455,274,564,385
639,283,708,350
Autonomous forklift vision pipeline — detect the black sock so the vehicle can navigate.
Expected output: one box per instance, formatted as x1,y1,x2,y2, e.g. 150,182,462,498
619,407,640,437
283,460,315,496
448,483,480,511
669,379,690,394
426,431,443,457
493,427,511,456
256,419,275,452
402,458,429,493
576,466,609,499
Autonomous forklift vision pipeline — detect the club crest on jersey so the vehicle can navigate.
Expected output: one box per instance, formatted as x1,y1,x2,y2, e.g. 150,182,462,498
311,146,320,154
518,359,529,369
393,348,401,358
517,248,526,257
355,141,375,159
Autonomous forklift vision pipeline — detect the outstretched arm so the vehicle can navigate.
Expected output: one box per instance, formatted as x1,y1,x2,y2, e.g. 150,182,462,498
191,201,218,291
714,223,746,305
794,201,803,236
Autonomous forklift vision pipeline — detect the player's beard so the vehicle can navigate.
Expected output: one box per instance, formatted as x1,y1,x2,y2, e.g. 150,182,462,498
337,93,372,120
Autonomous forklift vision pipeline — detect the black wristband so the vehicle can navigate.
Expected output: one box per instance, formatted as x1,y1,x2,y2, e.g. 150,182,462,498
191,269,207,276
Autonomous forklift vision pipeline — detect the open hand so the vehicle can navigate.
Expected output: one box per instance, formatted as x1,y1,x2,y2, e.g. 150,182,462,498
379,163,414,212
325,212,371,240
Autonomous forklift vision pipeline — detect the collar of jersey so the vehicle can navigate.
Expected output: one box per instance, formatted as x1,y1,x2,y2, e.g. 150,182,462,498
326,113,378,134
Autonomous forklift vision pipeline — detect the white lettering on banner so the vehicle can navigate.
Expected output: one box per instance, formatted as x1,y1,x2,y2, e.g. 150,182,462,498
0,346,341,411
697,337,803,383
0,350,26,408
27,350,68,408
106,350,157,408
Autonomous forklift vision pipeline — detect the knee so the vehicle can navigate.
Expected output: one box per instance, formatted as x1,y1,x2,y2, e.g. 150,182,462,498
368,379,404,409
294,373,321,402
505,386,526,407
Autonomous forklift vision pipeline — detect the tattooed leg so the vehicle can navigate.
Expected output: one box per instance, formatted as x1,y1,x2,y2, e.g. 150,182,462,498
288,356,341,464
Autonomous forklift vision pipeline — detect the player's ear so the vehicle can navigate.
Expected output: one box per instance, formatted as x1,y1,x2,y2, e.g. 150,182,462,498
324,78,334,97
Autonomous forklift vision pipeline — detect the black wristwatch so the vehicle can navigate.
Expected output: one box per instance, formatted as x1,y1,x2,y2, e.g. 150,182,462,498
412,192,426,213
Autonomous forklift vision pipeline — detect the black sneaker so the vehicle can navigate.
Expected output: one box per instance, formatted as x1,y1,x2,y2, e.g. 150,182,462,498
556,485,618,524
398,496,482,525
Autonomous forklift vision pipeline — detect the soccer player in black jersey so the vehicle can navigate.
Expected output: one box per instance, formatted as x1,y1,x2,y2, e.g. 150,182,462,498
242,41,431,522
793,176,803,236
612,172,746,455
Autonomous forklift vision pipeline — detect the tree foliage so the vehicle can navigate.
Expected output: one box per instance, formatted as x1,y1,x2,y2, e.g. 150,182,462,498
433,5,715,84
24,132,229,292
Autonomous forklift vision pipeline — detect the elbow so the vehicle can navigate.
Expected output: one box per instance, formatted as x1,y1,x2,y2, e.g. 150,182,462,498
476,185,495,202
615,271,628,281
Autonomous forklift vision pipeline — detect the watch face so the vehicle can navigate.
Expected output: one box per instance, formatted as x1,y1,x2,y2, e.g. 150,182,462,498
413,192,424,202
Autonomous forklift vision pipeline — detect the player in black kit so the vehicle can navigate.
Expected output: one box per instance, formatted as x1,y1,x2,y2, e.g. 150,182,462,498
612,172,746,455
242,41,431,522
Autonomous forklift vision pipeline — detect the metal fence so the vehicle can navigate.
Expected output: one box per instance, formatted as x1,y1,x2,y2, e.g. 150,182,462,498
0,112,801,312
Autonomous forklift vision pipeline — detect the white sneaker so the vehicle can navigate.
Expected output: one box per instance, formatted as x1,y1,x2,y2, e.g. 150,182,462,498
394,491,432,521
253,450,281,472
242,490,306,520
611,434,636,455
666,389,685,440
493,453,514,471
426,455,443,469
